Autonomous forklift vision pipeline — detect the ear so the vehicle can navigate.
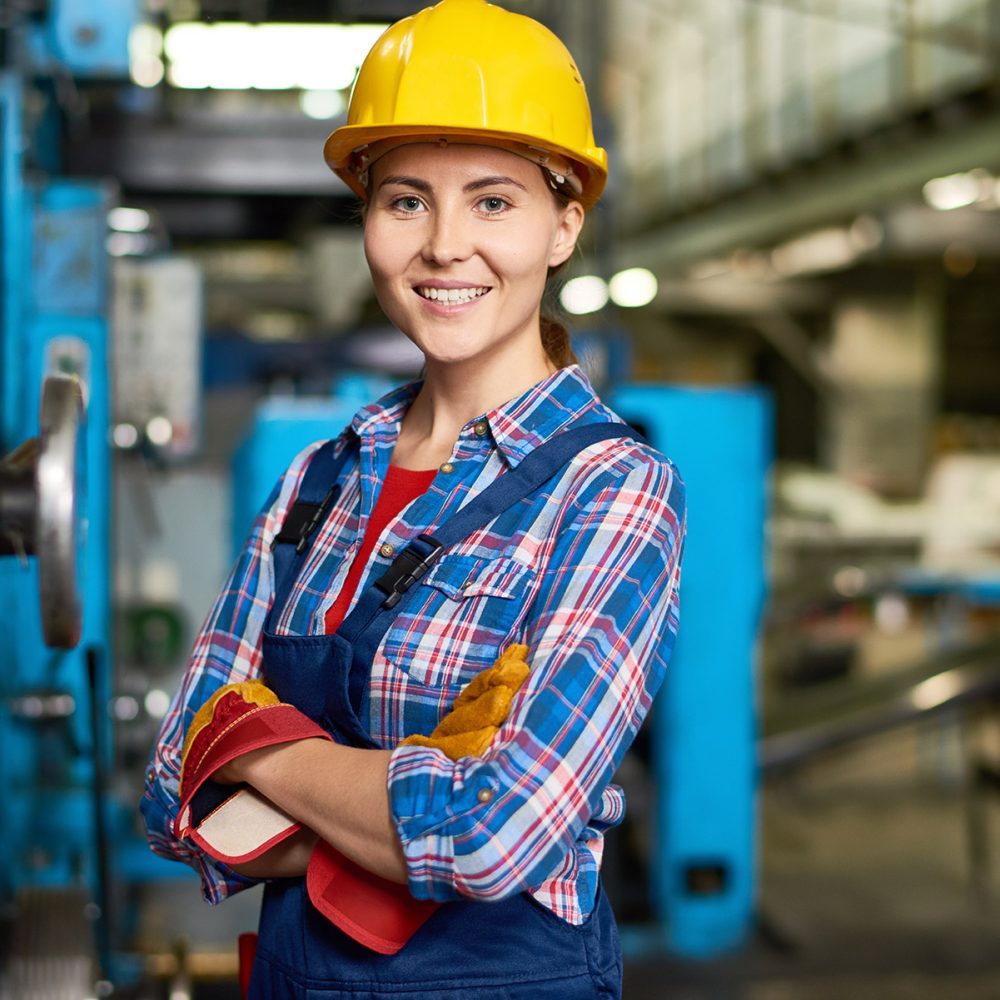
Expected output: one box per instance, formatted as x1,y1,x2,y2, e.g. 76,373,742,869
548,200,585,268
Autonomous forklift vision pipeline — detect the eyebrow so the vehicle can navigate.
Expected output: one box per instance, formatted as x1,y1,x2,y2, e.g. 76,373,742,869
463,175,528,193
377,175,432,192
376,174,528,194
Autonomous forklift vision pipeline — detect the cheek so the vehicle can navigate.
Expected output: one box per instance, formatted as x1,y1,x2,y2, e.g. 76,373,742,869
363,220,408,286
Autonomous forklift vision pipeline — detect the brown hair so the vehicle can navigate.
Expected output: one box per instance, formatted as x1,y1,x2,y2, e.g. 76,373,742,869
540,256,579,369
540,315,577,368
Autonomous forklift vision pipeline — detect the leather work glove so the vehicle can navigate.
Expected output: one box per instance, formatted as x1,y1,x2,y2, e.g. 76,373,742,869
176,645,532,954
174,680,332,864
400,642,531,759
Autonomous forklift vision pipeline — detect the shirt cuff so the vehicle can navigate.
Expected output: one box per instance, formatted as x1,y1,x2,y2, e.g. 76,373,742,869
141,777,260,904
386,742,500,901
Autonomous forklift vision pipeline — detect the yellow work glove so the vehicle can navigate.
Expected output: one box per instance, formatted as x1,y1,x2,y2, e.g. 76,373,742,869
400,643,531,760
179,680,281,783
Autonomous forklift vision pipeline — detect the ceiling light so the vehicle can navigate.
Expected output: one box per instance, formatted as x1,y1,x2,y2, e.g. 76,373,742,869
163,22,387,91
560,275,609,315
108,207,151,232
129,24,164,88
608,267,658,308
923,169,994,211
300,89,347,120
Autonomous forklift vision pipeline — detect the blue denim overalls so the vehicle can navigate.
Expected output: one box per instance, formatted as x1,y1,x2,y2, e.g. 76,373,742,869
250,421,642,999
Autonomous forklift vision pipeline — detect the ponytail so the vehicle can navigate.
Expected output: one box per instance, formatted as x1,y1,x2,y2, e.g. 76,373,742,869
540,257,579,369
540,315,578,369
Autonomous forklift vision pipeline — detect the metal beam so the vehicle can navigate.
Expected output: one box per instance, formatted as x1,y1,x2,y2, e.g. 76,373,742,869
616,103,1000,274
66,119,351,196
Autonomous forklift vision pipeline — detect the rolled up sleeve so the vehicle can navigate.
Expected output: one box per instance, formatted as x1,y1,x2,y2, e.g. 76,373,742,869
139,442,322,903
387,450,686,903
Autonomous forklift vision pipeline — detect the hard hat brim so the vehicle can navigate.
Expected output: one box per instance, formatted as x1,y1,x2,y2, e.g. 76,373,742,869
325,123,607,211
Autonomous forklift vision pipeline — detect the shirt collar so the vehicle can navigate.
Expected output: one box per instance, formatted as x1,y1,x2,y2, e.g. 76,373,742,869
348,364,603,469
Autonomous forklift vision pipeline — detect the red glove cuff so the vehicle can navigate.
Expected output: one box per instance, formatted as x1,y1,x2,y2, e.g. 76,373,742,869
306,839,441,954
175,695,332,864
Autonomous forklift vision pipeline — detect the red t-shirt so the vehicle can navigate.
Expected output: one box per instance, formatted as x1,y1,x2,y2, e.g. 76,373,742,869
324,463,438,633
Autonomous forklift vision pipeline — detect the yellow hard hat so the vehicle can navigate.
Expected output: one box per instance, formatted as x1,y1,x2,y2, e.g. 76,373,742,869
324,0,608,210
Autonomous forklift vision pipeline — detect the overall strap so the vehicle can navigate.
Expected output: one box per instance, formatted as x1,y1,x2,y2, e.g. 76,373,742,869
339,421,646,645
269,434,358,625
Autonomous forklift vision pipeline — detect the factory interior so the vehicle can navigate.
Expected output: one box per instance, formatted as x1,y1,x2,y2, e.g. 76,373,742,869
3,0,1000,997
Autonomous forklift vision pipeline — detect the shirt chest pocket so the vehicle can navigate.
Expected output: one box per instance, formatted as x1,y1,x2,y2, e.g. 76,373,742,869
379,553,535,690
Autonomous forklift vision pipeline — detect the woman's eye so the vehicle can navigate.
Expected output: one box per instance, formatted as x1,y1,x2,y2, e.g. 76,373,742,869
392,195,424,213
478,196,509,214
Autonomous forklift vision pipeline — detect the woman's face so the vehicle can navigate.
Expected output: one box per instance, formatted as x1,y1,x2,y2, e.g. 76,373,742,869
363,142,583,372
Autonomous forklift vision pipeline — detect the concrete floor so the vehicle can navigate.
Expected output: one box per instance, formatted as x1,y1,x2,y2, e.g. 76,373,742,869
625,720,1000,998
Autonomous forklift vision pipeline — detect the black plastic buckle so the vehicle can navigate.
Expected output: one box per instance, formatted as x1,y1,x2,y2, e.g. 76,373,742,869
374,534,443,608
271,484,341,554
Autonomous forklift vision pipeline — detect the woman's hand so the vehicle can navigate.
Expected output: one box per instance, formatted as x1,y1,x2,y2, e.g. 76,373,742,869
228,826,319,879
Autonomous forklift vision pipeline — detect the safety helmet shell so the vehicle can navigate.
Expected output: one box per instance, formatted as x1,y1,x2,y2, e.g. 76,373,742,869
324,0,608,210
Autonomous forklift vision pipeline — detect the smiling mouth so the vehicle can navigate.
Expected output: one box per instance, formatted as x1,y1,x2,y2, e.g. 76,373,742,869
415,286,491,304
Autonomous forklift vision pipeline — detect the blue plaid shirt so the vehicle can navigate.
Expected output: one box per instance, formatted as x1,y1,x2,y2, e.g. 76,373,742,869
142,364,686,924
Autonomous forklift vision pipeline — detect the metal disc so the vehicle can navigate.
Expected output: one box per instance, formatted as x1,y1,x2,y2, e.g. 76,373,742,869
35,376,84,649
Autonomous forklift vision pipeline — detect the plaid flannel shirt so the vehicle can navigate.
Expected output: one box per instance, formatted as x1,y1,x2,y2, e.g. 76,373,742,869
141,363,686,924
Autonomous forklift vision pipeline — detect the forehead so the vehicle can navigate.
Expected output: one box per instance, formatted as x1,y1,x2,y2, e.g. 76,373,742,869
371,142,545,190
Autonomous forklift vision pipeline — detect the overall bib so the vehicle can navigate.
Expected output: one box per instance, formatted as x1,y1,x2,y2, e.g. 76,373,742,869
250,421,642,999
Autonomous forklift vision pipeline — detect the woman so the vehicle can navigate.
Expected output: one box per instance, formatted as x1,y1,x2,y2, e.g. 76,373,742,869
142,1,686,997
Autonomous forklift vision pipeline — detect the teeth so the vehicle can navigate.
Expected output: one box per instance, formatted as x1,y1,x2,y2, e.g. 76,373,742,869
417,286,489,304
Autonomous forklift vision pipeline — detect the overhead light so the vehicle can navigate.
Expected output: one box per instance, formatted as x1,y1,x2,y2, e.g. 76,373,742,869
144,689,171,719
608,267,658,308
108,207,151,232
129,24,165,88
146,416,174,447
162,22,387,91
560,275,608,315
300,89,347,120
923,169,994,211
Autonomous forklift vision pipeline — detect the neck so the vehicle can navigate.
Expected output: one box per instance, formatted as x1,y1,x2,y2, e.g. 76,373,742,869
400,346,560,456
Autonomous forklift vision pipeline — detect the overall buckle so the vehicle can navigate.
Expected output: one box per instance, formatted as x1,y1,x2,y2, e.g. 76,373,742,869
375,534,443,609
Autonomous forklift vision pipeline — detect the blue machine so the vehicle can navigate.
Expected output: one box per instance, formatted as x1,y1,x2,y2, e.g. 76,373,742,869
0,0,142,980
231,373,397,556
0,75,112,893
608,384,771,958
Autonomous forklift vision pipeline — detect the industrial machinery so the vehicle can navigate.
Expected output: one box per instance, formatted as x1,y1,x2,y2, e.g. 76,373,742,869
609,384,771,957
1,374,85,648
0,4,139,993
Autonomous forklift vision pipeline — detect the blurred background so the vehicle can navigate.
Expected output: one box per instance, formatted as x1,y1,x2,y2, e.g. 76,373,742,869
2,1,1000,997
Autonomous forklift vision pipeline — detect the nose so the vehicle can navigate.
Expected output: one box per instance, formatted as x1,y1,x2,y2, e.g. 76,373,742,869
421,203,473,265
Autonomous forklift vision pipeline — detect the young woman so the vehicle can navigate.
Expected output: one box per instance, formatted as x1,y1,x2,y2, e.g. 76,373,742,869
142,2,686,997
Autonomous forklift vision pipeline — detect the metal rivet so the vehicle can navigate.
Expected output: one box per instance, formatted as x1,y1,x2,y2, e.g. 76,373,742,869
477,788,494,804
379,543,395,558
474,421,488,437
439,461,454,474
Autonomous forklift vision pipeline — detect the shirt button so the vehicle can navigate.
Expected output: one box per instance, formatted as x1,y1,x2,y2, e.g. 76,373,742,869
477,787,494,804
146,769,155,784
379,543,395,558
439,461,454,474
473,421,488,437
